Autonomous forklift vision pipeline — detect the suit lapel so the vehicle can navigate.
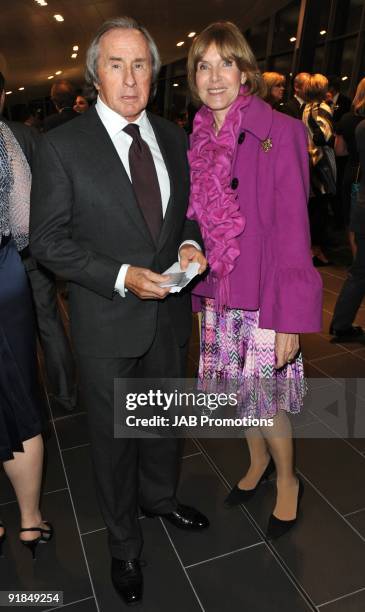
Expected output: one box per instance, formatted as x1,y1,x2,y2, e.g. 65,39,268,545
78,107,155,247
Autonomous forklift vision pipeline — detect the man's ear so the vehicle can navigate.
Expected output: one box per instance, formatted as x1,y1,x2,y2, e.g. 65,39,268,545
94,81,100,92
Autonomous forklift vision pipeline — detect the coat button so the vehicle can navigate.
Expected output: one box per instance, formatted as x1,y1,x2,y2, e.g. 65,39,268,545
231,177,239,190
238,132,245,144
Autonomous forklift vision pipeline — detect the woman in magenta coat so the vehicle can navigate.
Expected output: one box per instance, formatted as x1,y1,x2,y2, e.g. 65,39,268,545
187,22,322,539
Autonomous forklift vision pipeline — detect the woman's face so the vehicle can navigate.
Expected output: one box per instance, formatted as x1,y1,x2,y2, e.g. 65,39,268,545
271,82,285,102
195,43,244,118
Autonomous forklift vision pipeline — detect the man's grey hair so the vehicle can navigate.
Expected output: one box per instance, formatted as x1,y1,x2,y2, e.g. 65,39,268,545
85,17,161,94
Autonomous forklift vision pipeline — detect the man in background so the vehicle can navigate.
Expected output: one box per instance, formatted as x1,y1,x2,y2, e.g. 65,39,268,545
43,79,79,132
282,72,310,119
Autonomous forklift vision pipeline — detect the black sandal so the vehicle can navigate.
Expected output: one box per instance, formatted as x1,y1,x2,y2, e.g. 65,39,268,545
19,521,54,559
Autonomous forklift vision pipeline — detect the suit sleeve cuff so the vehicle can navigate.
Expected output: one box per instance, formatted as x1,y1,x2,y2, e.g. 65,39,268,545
178,241,201,262
114,264,130,298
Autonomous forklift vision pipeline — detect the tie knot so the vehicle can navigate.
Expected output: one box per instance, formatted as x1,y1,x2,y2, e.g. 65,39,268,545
123,123,140,140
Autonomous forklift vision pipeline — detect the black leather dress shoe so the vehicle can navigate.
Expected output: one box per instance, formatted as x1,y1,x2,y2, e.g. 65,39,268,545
143,504,209,531
330,326,365,344
111,558,143,606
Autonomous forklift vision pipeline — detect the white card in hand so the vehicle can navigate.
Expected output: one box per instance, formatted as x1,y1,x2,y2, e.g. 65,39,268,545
159,261,200,292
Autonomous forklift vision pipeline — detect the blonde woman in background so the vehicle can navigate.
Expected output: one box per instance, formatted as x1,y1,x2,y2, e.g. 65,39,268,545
262,71,286,109
302,73,336,266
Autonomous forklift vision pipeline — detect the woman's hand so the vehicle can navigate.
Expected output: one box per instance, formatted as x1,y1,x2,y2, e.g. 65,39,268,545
274,333,300,369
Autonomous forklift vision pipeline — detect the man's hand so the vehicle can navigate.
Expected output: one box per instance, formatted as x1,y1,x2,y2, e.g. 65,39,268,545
274,332,300,369
125,266,171,300
179,245,207,274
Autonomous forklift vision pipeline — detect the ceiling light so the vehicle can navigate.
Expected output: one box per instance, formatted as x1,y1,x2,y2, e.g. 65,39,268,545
18,87,25,91
5,91,12,95
342,75,349,81
54,14,64,22
290,37,296,42
188,32,196,38
48,75,54,79
55,70,62,75
73,45,79,51
176,41,184,47
71,53,77,59
35,0,48,5
173,83,179,87
320,30,327,35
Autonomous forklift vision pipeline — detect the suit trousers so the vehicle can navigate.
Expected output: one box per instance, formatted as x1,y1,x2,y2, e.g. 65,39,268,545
76,300,188,560
26,264,76,400
332,234,365,331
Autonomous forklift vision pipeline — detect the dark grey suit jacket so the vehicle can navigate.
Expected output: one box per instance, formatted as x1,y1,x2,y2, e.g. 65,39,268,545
30,107,202,358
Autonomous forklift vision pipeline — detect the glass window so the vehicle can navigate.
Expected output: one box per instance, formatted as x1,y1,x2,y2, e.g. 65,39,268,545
315,0,332,43
334,0,365,36
272,0,301,54
313,45,326,73
269,53,293,75
246,20,269,59
331,36,358,80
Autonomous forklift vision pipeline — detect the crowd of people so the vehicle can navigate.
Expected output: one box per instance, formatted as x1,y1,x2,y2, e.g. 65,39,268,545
0,16,365,608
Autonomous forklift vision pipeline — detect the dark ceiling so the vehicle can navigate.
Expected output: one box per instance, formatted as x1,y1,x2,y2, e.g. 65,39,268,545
0,0,290,104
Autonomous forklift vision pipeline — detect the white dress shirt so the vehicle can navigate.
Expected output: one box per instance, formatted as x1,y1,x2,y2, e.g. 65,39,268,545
95,96,199,297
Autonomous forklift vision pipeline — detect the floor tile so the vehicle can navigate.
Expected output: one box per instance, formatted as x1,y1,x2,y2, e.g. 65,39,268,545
187,544,312,612
199,438,365,605
0,491,92,607
83,520,202,612
46,597,98,612
300,333,347,361
162,454,260,567
310,353,365,378
62,446,103,535
318,589,365,612
347,509,365,539
295,422,365,514
55,413,89,451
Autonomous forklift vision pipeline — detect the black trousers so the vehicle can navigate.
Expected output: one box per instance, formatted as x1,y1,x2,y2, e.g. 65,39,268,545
332,234,365,331
26,264,76,400
76,302,188,560
308,194,330,248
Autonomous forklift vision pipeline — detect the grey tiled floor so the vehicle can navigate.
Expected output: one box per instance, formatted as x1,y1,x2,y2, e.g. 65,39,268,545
1,263,365,611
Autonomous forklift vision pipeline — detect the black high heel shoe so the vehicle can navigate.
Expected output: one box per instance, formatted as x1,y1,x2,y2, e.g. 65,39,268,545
224,457,276,507
266,479,304,540
0,522,6,557
19,521,54,560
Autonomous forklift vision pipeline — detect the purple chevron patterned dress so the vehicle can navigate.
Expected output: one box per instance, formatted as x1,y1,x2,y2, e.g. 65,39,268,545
199,298,306,419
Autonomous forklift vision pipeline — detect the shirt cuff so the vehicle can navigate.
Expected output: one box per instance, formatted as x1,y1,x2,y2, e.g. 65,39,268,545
178,241,201,262
114,264,130,298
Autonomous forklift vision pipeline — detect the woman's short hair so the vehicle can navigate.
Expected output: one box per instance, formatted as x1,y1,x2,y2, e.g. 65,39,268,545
85,17,161,93
187,21,265,105
352,77,365,116
303,74,329,103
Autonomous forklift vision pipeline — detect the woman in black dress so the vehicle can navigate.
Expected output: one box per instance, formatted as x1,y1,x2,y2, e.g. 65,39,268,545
0,120,52,559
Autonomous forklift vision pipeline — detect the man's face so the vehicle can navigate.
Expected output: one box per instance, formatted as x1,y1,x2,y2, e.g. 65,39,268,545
95,28,152,121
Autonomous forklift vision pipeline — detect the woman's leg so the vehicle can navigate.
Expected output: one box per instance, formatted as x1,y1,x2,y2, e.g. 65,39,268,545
261,410,299,520
238,427,271,490
3,434,48,541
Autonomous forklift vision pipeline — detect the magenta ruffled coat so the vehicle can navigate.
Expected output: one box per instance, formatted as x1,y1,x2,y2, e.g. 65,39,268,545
190,94,323,334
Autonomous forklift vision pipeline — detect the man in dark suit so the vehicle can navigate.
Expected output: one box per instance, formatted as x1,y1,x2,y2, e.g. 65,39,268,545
281,72,310,119
30,17,208,606
0,73,76,413
42,80,79,132
327,76,351,125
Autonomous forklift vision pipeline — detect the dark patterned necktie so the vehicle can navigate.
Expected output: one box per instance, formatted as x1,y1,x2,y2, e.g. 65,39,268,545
123,123,163,244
